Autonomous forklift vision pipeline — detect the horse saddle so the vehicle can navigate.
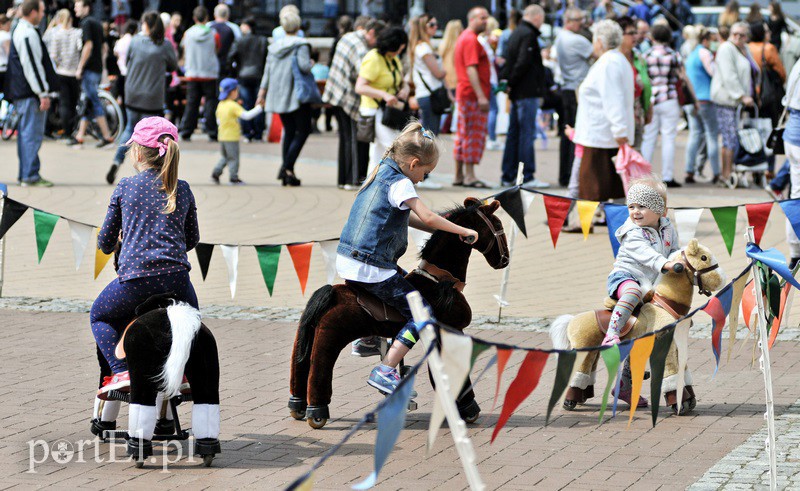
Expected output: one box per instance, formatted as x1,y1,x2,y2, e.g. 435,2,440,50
594,290,654,337
346,281,407,324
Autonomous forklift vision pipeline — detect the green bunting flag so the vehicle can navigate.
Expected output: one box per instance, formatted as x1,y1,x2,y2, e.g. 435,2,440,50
546,351,576,425
710,206,738,255
32,209,59,263
598,345,621,423
469,341,492,370
255,245,282,296
648,328,675,427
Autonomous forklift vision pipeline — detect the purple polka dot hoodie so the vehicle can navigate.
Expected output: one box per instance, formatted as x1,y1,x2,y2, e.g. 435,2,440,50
98,168,200,282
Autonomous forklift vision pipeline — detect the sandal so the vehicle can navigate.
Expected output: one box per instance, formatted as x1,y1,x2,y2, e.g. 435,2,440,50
463,180,489,188
452,181,464,187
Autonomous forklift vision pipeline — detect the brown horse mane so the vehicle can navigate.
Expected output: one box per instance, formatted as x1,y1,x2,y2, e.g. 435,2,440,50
419,203,476,261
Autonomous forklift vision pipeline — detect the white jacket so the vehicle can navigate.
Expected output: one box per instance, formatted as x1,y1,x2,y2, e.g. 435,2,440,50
611,217,680,290
710,41,753,108
783,58,800,111
573,49,634,149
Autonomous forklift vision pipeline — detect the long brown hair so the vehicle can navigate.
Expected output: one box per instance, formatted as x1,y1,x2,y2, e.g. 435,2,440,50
361,120,439,191
131,136,181,214
407,14,430,74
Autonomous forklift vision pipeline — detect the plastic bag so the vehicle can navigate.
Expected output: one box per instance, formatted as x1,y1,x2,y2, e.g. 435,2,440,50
615,144,652,192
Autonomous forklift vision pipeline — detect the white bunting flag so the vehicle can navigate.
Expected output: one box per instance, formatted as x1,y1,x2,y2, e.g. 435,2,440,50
220,245,239,298
408,227,432,254
674,209,704,247
318,240,339,285
427,330,472,453
68,220,94,271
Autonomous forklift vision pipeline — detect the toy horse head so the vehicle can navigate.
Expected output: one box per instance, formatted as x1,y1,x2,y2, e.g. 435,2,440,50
670,238,726,296
457,198,510,269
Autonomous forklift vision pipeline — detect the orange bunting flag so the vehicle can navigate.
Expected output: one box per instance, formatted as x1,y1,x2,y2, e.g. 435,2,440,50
492,348,513,412
627,336,655,427
542,195,571,247
287,243,314,294
94,246,113,279
745,203,773,246
769,283,792,349
491,351,549,442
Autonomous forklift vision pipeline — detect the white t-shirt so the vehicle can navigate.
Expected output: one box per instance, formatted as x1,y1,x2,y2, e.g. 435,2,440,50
412,42,443,98
0,30,10,71
337,177,418,283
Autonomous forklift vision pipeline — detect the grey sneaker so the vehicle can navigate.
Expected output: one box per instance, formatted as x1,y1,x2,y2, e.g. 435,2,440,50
351,338,381,357
367,365,417,398
22,178,54,187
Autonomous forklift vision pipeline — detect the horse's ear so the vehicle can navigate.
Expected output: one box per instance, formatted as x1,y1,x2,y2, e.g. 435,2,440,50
464,197,482,207
480,200,500,214
687,238,699,255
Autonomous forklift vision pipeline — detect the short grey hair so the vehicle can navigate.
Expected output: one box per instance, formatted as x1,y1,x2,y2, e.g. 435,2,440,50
213,3,229,20
592,19,623,50
731,21,750,34
524,4,544,19
280,11,301,34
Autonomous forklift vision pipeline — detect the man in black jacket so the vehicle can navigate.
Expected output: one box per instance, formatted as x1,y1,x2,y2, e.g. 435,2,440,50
499,4,548,188
229,18,268,141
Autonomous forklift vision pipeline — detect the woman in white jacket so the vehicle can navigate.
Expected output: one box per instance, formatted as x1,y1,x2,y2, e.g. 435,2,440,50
573,19,633,202
711,22,757,185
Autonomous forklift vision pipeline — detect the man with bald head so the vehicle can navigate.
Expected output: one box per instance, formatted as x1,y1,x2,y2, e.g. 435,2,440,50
452,7,491,188
499,4,548,188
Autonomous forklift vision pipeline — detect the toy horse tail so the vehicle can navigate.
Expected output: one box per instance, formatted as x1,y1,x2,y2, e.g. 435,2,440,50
157,302,202,397
296,285,336,365
550,315,574,350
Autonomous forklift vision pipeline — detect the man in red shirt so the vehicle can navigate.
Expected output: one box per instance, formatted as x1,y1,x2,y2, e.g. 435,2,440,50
453,7,491,188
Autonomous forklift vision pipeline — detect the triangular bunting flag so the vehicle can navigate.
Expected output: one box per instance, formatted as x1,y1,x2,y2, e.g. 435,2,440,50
648,327,675,426
353,372,416,489
427,330,472,453
68,220,93,270
703,286,734,375
611,341,635,417
496,187,527,237
469,341,492,369
746,243,800,290
287,243,314,295
94,246,113,279
769,283,792,349
576,201,600,240
627,336,655,427
545,351,576,425
521,189,535,214
491,348,513,412
728,271,751,361
0,198,29,240
220,245,239,299
491,350,549,442
32,209,59,263
745,202,773,246
604,203,628,257
0,183,7,196
194,243,214,281
710,206,738,255
673,208,704,247
674,319,691,418
780,200,800,243
408,227,432,255
318,240,339,285
598,345,621,423
542,195,571,247
255,245,281,296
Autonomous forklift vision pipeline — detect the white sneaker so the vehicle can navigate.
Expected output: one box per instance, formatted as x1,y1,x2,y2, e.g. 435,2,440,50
416,180,443,190
486,140,504,151
525,178,551,189
342,184,359,191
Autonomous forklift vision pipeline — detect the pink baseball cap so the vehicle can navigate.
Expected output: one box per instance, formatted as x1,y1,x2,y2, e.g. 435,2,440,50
125,116,179,157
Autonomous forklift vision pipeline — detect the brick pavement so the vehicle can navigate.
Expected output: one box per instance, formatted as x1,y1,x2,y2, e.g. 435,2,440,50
1,307,799,490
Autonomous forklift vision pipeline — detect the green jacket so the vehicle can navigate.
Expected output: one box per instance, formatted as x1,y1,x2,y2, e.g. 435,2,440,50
633,54,652,113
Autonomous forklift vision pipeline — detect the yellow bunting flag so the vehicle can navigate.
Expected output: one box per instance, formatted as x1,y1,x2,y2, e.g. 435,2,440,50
94,246,113,279
577,200,600,240
627,335,655,427
295,471,315,490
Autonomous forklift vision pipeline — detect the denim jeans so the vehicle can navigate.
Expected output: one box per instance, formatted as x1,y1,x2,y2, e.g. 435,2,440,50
81,70,105,119
501,97,538,183
685,102,720,177
487,84,498,141
237,79,264,140
415,96,440,136
114,108,162,164
642,98,681,182
16,97,45,183
350,273,431,349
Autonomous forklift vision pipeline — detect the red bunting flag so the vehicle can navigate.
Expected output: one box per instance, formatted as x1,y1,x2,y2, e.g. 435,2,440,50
287,243,314,294
542,195,571,247
491,351,549,442
745,203,773,246
492,348,513,412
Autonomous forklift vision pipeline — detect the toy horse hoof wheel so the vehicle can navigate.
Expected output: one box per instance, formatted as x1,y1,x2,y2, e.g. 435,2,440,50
308,417,327,429
290,410,305,420
135,460,145,469
563,400,578,411
458,399,481,424
202,455,214,467
288,396,307,420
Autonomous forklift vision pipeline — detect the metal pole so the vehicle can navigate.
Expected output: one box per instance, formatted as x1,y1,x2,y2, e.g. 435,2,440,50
494,162,525,323
746,226,777,490
0,188,6,298
407,292,485,491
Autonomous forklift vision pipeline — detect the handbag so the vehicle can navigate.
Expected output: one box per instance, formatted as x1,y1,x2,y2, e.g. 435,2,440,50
416,69,451,115
292,45,322,105
381,101,415,131
356,112,376,143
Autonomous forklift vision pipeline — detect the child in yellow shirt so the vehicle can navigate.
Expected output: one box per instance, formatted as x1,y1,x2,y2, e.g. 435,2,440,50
212,78,264,185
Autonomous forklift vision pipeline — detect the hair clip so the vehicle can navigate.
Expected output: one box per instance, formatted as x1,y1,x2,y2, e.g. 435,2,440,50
419,127,434,140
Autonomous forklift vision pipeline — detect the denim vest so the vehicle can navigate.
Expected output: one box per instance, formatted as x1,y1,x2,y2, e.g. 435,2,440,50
337,158,410,269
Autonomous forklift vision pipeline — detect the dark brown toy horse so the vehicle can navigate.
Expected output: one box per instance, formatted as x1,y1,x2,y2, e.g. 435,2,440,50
289,198,510,428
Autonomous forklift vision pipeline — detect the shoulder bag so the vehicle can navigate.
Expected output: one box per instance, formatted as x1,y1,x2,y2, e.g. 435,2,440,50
759,47,786,125
380,56,415,131
415,69,451,116
292,44,322,105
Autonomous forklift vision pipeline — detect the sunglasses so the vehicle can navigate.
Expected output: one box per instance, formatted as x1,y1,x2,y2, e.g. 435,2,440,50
427,21,438,27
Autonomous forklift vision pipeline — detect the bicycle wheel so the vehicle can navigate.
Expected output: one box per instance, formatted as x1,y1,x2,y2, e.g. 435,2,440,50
88,91,124,141
2,109,18,141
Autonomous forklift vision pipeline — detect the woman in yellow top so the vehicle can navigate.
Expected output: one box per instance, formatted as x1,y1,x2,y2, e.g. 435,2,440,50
356,26,410,175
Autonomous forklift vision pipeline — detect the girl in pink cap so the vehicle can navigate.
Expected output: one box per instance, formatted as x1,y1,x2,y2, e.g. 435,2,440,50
90,117,200,404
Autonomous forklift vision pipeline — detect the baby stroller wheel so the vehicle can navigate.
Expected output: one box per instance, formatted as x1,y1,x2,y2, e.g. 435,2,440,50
727,173,739,189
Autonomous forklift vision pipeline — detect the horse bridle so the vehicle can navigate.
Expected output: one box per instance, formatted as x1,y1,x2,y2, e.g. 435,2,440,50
474,208,509,264
681,250,720,297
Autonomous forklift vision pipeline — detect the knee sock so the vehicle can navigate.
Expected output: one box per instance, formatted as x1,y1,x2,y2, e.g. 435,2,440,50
608,282,644,336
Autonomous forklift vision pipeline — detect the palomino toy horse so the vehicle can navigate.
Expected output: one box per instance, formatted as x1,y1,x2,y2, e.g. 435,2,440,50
550,239,725,415
91,294,222,467
289,198,509,429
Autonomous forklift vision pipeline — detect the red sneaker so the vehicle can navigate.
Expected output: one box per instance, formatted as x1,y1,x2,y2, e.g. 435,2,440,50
179,376,191,393
98,371,130,397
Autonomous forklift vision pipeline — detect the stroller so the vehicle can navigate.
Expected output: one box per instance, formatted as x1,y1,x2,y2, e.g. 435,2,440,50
729,105,772,189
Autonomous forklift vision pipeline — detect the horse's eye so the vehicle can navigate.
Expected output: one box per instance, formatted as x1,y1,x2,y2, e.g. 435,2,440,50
701,255,707,261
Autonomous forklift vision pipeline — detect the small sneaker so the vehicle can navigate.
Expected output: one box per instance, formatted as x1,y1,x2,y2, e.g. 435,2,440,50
343,184,359,191
602,332,620,347
367,365,417,398
351,338,382,357
21,178,54,187
210,173,221,184
106,164,119,185
416,179,443,190
179,375,190,393
96,138,116,149
98,371,130,396
525,178,551,189
229,178,246,185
